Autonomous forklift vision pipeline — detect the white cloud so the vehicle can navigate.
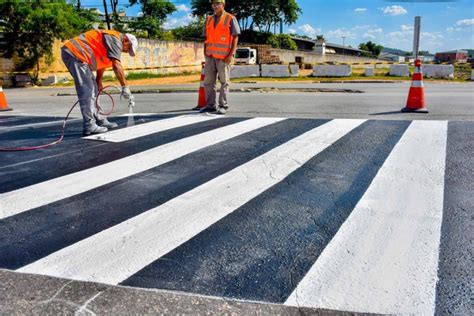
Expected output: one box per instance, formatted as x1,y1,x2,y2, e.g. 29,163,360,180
298,24,321,38
363,27,383,39
382,5,407,16
176,4,191,13
387,31,410,43
288,28,297,34
353,24,375,31
327,28,356,40
446,27,462,32
401,25,414,31
164,13,197,29
422,32,444,41
354,8,367,13
456,19,474,27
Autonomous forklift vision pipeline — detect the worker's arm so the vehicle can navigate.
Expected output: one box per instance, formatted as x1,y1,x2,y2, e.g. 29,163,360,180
224,35,239,65
112,59,128,87
96,68,105,91
111,59,133,100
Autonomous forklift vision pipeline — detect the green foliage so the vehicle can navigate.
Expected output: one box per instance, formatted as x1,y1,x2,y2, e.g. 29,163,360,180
171,17,205,41
358,41,383,57
161,31,175,41
191,0,301,32
0,0,98,79
266,34,297,50
239,29,272,44
128,0,176,39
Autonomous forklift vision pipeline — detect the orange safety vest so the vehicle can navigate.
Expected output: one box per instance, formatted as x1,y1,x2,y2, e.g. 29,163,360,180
64,30,122,70
205,12,234,59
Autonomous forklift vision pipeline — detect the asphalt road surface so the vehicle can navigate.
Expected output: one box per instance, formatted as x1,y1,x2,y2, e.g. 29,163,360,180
0,82,472,314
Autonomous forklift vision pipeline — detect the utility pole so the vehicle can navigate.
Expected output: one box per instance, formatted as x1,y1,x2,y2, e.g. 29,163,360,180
103,0,111,30
413,16,421,60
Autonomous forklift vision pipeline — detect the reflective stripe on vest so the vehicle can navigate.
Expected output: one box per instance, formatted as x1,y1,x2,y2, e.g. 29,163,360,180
64,30,121,70
205,12,234,60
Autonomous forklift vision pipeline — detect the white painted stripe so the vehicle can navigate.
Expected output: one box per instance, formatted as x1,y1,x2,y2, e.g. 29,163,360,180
119,113,163,117
411,80,424,88
0,117,285,220
285,120,448,315
18,119,365,284
83,114,219,143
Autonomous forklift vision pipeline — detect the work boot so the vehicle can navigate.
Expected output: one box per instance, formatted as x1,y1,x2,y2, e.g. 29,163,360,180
97,118,118,129
199,106,217,113
217,107,227,115
83,125,108,136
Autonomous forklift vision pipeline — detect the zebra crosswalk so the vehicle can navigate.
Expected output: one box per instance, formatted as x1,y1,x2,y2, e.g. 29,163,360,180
0,114,471,315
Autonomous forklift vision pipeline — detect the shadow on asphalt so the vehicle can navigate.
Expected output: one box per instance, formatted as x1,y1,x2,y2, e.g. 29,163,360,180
370,111,405,116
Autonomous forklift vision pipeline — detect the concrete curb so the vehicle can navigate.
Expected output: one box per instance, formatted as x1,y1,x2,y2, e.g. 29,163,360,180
55,87,364,97
0,269,374,315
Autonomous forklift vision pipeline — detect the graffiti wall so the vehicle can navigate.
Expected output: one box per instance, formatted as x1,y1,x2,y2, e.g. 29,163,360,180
45,38,205,75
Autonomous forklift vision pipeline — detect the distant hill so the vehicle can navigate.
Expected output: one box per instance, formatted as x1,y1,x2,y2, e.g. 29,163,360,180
382,47,410,56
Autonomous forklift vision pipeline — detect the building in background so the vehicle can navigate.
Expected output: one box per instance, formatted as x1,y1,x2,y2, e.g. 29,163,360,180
290,36,372,57
435,50,468,63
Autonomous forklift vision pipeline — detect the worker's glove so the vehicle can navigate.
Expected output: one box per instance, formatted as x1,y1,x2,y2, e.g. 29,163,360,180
121,86,133,100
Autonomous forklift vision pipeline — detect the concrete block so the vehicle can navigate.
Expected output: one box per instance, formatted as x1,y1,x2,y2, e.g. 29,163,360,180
289,64,299,77
365,66,375,77
230,65,260,79
261,64,290,77
14,74,32,87
313,65,352,77
390,64,410,77
471,69,474,81
41,75,58,86
422,64,454,79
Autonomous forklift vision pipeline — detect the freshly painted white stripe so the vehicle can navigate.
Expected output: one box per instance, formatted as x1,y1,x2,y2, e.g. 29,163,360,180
0,117,285,220
285,120,448,315
83,114,219,143
18,119,365,284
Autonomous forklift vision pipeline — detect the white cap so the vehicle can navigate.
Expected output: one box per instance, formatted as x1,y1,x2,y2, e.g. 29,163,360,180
125,33,138,57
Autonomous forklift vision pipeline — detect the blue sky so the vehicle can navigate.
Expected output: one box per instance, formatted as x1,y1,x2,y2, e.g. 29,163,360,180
80,0,473,53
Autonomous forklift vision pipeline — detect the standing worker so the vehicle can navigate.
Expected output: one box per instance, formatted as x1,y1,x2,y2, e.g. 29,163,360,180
61,30,138,135
200,0,240,115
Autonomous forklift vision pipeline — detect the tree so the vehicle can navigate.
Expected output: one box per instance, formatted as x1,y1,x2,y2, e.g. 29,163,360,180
266,34,297,50
358,41,383,57
172,17,205,41
0,1,98,80
128,0,176,39
191,0,301,33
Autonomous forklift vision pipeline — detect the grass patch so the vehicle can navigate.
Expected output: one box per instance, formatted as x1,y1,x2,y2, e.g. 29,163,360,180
102,70,199,82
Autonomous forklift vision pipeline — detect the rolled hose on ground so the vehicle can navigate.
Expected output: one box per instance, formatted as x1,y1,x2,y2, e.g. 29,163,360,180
0,85,118,152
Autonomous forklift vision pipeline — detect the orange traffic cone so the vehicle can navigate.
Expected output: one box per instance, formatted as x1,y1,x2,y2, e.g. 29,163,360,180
0,85,13,112
401,59,428,113
192,62,206,110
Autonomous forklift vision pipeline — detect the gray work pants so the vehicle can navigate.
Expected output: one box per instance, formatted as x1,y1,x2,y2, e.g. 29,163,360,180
204,55,231,109
61,47,103,130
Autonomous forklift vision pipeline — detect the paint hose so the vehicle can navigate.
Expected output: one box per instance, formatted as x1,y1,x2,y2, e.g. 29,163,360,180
0,86,117,152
